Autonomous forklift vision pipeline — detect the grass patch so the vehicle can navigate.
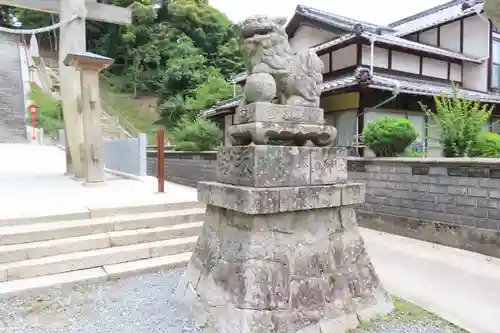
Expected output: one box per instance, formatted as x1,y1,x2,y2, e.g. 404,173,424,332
27,84,63,136
349,296,468,333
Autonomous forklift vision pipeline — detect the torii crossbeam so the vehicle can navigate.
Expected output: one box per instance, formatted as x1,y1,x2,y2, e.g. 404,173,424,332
0,0,131,25
0,0,131,178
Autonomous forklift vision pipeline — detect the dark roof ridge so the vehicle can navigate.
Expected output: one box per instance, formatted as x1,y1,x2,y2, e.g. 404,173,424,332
389,0,468,27
296,4,396,33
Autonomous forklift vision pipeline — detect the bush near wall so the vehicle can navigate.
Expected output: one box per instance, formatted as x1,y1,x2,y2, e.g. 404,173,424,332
363,116,418,157
471,131,500,158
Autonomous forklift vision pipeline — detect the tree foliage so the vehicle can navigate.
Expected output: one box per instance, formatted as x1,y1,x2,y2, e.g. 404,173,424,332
28,84,63,135
419,86,494,157
170,117,223,151
10,0,244,130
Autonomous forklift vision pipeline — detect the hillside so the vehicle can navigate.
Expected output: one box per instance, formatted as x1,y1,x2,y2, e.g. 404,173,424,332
100,77,159,142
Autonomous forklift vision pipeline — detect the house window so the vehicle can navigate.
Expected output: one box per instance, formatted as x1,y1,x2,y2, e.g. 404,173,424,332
492,39,500,88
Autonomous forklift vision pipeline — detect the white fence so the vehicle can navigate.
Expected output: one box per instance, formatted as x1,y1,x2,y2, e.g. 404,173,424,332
103,133,147,176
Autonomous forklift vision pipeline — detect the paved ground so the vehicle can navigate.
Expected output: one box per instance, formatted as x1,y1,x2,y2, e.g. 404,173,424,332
363,228,500,333
0,143,197,219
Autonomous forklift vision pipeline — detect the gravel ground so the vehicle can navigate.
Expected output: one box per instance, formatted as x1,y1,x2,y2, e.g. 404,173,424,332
0,267,466,333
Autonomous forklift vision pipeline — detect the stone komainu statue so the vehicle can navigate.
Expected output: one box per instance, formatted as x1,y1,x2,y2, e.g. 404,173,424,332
240,16,324,108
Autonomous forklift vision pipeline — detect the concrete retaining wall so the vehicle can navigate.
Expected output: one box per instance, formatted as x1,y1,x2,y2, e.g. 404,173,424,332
147,151,500,257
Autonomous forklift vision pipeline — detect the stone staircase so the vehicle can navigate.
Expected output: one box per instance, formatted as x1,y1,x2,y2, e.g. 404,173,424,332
0,200,205,299
0,33,27,143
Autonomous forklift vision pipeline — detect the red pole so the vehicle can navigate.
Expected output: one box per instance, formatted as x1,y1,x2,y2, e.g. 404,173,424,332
156,128,165,193
31,111,36,140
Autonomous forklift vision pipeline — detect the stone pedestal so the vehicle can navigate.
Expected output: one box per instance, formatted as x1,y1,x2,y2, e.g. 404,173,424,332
177,103,394,333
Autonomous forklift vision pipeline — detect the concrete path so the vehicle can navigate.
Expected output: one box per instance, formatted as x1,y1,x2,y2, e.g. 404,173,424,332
362,228,500,333
0,143,197,219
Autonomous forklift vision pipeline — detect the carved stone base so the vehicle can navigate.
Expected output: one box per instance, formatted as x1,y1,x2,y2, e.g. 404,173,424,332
198,181,365,215
234,102,324,125
176,205,394,333
217,146,348,187
228,122,337,146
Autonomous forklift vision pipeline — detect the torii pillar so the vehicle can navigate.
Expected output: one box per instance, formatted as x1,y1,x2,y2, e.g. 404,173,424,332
64,52,114,186
0,0,131,177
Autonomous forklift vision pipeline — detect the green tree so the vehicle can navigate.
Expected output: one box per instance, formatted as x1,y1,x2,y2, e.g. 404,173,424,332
12,0,245,132
170,117,223,151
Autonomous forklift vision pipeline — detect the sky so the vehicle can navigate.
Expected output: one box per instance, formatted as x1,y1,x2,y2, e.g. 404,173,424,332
209,0,452,25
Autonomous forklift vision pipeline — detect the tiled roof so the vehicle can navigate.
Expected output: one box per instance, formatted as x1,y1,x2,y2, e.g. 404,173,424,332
322,75,359,92
230,72,247,83
200,96,241,118
369,73,500,104
389,0,465,27
295,5,396,34
310,33,357,53
391,0,483,37
323,68,500,103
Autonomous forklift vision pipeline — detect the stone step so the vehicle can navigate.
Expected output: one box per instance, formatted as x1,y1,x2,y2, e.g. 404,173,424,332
0,236,198,282
0,208,205,246
0,200,204,227
0,252,193,300
104,251,192,280
0,222,202,264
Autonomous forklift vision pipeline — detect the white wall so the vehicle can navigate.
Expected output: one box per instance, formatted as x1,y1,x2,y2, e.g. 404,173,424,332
331,44,357,70
422,58,448,79
324,109,358,148
319,53,330,73
289,25,338,51
361,45,388,68
419,28,438,45
439,20,461,52
462,15,490,92
391,51,421,74
360,45,461,82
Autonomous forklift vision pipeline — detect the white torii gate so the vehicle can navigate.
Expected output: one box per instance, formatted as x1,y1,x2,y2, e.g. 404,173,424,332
0,0,131,178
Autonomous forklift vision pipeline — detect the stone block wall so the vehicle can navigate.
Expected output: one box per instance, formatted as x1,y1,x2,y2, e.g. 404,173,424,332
349,157,500,257
349,157,500,231
147,151,217,187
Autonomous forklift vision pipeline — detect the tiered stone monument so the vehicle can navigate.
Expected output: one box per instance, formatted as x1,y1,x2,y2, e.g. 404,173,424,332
176,15,394,333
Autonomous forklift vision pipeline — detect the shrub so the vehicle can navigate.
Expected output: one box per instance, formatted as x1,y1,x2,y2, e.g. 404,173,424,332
363,116,418,157
170,117,223,152
470,131,500,158
419,85,494,157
